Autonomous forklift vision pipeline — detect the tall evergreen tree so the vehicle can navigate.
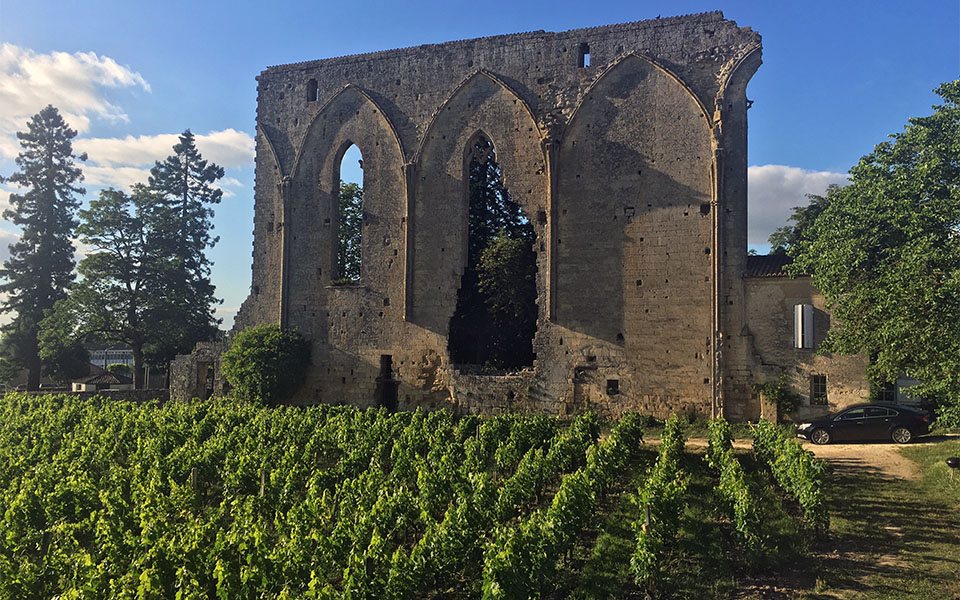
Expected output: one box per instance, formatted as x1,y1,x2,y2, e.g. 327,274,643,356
146,130,223,359
0,106,85,389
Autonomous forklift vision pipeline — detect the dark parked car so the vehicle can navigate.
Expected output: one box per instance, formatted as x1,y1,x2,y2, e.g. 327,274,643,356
796,403,932,445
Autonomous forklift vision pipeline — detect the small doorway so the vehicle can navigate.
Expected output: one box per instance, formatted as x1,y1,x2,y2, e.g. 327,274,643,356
375,354,398,411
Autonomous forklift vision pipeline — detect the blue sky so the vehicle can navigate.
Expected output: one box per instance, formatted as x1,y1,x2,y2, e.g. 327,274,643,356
1,0,957,329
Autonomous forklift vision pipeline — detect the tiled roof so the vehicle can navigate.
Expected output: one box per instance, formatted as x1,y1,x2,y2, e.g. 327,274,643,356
76,372,133,385
744,254,794,278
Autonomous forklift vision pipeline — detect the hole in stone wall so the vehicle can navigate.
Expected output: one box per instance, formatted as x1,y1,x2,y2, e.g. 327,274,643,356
448,133,537,372
336,144,364,283
306,79,319,102
606,379,619,395
578,43,591,68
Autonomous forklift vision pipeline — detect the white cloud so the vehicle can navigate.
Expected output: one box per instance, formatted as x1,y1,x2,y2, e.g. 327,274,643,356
82,165,152,192
74,129,254,169
0,43,150,155
747,164,849,247
71,130,254,192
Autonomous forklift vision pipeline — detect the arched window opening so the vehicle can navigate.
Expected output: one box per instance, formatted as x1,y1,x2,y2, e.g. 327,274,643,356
448,134,537,371
336,144,363,283
306,78,319,102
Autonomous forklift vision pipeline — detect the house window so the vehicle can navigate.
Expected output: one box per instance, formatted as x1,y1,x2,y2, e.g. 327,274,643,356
810,374,827,405
794,304,814,349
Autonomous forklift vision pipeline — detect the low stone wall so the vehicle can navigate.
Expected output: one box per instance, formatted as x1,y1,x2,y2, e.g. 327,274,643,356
19,389,170,403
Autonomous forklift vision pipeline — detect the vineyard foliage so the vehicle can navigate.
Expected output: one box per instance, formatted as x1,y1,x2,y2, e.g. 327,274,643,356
0,394,639,599
631,415,688,587
753,420,830,529
705,419,762,552
0,394,830,598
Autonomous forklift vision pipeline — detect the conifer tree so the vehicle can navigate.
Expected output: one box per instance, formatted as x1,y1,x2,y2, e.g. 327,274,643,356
146,130,223,359
0,106,85,389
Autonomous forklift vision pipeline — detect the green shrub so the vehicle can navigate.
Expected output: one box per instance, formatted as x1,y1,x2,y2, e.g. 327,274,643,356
221,324,310,405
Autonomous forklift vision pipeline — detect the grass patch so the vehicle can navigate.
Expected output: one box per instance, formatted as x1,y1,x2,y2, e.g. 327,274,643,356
743,438,960,600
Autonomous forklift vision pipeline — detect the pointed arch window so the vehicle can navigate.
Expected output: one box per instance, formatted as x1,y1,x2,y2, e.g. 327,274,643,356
335,143,363,283
448,133,537,370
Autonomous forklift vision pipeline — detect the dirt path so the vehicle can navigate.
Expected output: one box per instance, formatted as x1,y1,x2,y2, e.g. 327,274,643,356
801,439,921,480
685,435,960,480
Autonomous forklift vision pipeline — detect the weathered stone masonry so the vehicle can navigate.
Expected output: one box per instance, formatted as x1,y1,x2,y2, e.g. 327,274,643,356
230,12,771,419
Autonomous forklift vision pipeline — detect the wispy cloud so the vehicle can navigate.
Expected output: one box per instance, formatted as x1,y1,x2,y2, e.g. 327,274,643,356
0,43,150,155
74,130,254,192
75,129,255,169
747,164,849,247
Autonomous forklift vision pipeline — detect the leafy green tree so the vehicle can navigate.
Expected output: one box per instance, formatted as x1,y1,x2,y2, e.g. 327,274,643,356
146,130,223,359
0,105,85,390
767,186,839,255
221,324,310,405
790,80,960,409
39,187,163,388
106,363,132,378
337,181,363,281
448,135,537,370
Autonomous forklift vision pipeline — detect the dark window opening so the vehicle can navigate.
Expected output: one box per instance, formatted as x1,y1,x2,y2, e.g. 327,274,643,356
578,43,591,68
306,78,319,102
810,374,827,405
376,355,398,411
336,144,363,283
448,133,537,371
606,379,619,395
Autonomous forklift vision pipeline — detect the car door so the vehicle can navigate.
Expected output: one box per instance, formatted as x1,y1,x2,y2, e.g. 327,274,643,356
832,407,867,441
863,407,894,440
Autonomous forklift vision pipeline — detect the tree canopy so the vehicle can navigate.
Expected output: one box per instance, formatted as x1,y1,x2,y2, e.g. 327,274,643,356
0,106,85,389
767,186,839,255
40,187,164,388
789,80,960,407
39,132,225,388
146,130,223,360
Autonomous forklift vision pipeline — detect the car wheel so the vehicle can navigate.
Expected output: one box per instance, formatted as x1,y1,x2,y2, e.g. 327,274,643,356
891,427,913,444
811,428,831,445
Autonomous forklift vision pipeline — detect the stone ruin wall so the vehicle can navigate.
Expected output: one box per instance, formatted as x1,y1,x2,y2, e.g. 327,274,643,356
234,12,763,419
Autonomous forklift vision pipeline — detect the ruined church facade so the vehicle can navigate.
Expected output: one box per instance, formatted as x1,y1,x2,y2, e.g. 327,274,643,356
227,12,868,420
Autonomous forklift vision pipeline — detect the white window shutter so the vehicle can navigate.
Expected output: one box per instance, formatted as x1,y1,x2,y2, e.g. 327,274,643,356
794,304,814,349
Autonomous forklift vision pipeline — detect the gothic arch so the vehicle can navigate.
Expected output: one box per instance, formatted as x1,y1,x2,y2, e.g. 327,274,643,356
563,53,714,141
554,52,715,387
409,70,547,333
282,85,406,333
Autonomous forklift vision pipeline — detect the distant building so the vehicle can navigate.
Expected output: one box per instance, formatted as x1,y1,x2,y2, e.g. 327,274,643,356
72,371,135,392
86,343,134,369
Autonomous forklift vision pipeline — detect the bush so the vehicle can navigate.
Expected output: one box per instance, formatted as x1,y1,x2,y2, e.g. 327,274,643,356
221,324,310,405
933,402,960,431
